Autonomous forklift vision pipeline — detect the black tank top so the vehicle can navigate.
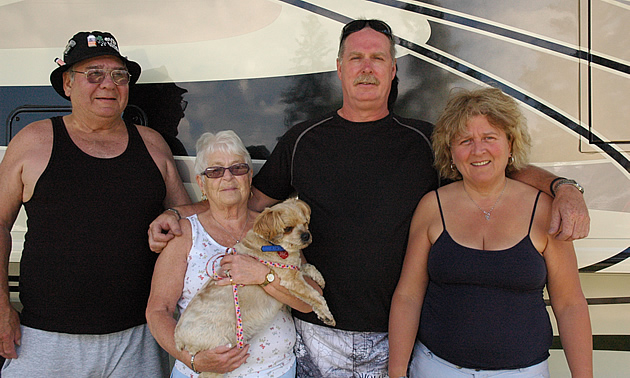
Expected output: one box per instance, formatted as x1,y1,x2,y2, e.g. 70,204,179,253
20,116,166,334
419,190,552,369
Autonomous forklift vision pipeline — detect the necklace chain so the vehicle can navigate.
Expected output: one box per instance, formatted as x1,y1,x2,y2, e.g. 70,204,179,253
464,180,508,221
210,212,249,244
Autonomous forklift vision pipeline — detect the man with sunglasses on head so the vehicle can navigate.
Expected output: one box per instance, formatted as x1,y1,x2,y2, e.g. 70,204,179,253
149,19,589,377
0,31,190,377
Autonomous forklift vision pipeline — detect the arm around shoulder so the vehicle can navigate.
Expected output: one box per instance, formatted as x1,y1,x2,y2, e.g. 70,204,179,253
148,200,210,253
249,186,281,212
510,165,589,241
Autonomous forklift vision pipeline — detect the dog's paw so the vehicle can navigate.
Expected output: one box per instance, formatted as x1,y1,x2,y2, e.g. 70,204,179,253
319,313,336,327
302,263,326,288
313,305,335,327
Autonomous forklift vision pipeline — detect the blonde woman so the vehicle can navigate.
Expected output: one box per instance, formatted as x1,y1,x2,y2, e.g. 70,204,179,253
389,88,592,378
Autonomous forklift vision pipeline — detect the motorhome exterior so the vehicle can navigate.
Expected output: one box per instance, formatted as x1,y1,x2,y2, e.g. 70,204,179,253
1,0,628,376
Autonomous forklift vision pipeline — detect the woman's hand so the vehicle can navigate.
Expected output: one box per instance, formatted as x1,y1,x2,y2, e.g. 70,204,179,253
216,254,268,286
192,344,250,374
215,252,319,313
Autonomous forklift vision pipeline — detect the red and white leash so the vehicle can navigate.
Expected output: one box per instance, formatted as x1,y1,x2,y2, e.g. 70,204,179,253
205,247,299,349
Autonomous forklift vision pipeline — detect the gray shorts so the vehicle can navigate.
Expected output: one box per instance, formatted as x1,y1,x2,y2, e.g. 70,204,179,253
294,318,388,378
2,324,169,378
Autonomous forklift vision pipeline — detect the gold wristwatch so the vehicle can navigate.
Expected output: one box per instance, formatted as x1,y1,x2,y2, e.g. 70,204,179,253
261,268,275,287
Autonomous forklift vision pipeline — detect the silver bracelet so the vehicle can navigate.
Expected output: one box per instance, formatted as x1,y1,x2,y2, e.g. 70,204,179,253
166,207,182,221
190,352,200,374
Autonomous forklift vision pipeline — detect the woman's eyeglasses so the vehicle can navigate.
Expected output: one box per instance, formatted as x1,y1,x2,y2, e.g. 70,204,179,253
71,69,131,86
341,19,393,43
202,163,250,178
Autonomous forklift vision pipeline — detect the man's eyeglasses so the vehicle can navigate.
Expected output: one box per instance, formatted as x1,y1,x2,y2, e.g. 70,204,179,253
71,69,131,86
202,163,250,179
341,19,393,43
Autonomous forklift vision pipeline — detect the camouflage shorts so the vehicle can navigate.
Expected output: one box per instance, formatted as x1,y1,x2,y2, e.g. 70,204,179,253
294,318,389,378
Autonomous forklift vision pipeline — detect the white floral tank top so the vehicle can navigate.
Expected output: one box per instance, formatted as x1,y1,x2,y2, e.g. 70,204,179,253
174,214,296,378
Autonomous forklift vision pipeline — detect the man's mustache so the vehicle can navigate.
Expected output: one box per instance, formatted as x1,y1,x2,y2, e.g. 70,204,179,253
353,74,380,85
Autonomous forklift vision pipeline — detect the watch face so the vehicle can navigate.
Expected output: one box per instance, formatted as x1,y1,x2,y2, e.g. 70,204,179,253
266,272,275,282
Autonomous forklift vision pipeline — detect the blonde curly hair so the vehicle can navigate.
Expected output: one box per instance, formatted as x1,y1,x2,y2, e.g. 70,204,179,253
432,87,532,181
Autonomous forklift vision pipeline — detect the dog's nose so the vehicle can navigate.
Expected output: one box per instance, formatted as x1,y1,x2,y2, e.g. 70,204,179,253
301,232,311,242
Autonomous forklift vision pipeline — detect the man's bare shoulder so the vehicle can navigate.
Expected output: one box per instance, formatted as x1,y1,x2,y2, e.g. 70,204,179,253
6,119,54,157
135,125,172,157
136,124,166,143
0,119,54,202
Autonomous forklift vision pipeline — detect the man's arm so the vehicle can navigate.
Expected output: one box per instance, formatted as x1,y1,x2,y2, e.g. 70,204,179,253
510,164,589,240
249,186,281,212
0,227,20,359
148,201,209,252
148,185,283,253
0,133,36,358
137,125,191,209
138,126,198,252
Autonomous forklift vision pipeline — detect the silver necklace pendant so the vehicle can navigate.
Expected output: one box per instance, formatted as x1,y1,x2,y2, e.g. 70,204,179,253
464,180,508,221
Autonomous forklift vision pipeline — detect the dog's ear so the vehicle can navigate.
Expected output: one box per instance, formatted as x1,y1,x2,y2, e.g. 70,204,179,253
253,207,284,242
295,199,311,219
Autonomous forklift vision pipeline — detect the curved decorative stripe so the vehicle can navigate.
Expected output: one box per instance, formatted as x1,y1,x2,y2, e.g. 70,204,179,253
393,36,630,175
579,247,630,272
281,0,630,76
278,0,353,24
371,0,630,75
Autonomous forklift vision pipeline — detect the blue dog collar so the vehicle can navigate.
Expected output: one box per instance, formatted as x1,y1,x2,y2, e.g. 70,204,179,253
261,245,286,252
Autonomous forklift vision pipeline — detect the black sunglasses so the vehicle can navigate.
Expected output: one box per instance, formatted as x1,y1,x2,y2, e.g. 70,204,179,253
341,19,393,43
202,163,250,179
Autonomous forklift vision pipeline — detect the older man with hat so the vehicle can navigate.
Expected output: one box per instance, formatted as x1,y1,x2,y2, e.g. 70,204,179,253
0,31,190,376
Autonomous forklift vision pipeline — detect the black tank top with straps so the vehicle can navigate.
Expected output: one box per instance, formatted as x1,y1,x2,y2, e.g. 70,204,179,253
21,116,166,334
419,190,553,370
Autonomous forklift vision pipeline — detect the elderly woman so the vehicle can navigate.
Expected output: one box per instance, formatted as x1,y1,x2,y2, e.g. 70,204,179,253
146,130,318,377
388,88,592,378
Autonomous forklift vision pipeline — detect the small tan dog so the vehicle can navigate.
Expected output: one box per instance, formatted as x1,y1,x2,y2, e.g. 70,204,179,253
174,198,335,377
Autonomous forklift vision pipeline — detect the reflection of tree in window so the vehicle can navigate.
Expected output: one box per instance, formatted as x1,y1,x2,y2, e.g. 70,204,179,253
281,16,341,128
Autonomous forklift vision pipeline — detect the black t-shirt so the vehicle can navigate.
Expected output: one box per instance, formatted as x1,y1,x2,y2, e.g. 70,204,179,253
253,111,439,332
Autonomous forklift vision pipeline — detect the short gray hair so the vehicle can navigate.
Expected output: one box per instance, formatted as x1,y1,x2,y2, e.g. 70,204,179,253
194,130,252,178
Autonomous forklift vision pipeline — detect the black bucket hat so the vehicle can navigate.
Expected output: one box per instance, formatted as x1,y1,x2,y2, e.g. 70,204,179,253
50,31,141,100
